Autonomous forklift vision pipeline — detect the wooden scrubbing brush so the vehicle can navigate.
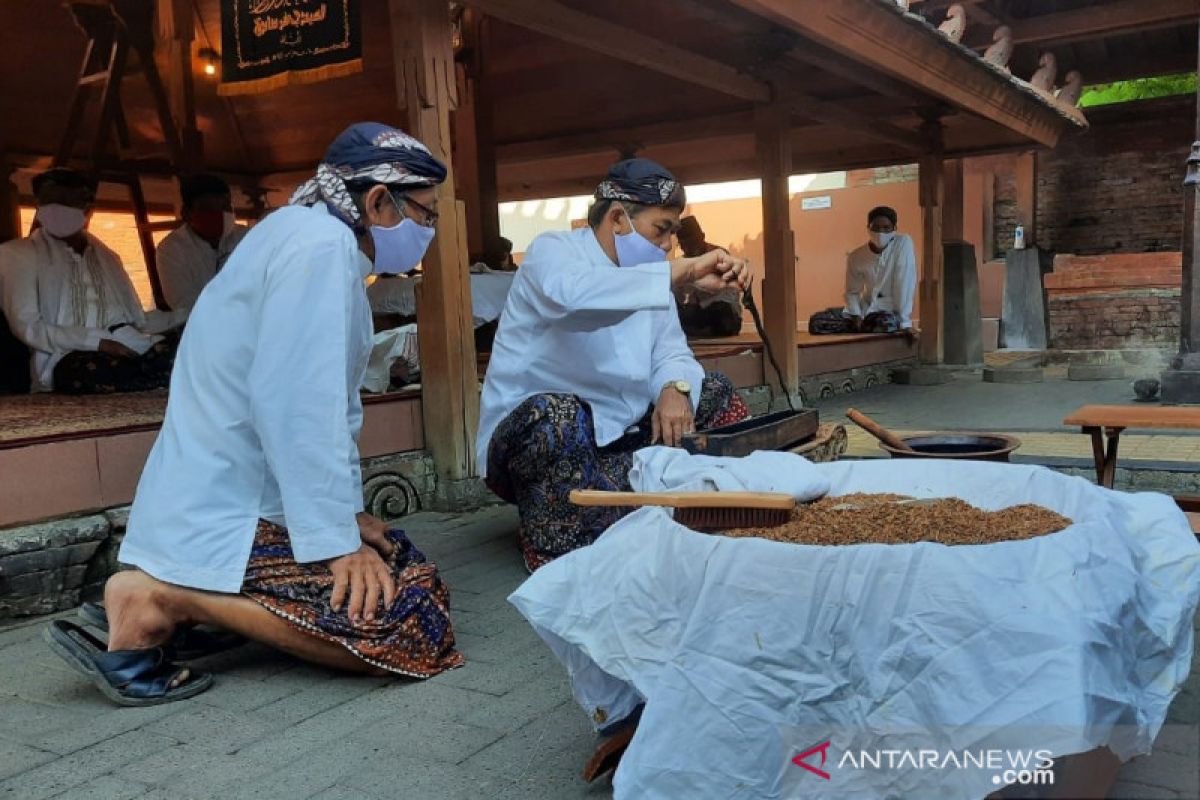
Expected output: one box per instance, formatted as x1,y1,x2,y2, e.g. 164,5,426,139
569,490,795,531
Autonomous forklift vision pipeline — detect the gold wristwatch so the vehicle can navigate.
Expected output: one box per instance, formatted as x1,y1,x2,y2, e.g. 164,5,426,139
663,379,692,396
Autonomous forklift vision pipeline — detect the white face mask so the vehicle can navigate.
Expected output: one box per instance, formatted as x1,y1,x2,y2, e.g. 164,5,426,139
36,204,88,239
369,194,436,275
870,231,895,249
614,209,668,268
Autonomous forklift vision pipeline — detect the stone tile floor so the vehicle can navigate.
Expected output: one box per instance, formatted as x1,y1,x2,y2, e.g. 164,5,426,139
0,506,1196,799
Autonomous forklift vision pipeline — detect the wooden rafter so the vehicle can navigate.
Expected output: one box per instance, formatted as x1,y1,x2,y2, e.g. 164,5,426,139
461,0,770,102
968,0,1199,48
729,0,1074,148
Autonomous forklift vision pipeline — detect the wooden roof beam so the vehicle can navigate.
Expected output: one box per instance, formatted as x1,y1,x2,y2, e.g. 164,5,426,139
968,0,1199,48
729,0,1072,148
460,0,771,102
784,91,926,151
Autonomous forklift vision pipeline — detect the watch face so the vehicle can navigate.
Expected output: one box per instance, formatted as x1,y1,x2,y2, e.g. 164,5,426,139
675,380,692,394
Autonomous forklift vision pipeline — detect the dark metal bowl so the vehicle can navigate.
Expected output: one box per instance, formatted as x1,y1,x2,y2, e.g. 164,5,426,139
878,433,1022,462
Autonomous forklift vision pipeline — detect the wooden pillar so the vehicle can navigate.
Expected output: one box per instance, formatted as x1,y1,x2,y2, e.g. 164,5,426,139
1014,151,1037,247
0,136,20,245
754,103,799,405
1161,23,1200,401
454,11,500,260
942,158,965,243
390,0,480,481
918,121,945,365
981,170,996,262
158,0,202,170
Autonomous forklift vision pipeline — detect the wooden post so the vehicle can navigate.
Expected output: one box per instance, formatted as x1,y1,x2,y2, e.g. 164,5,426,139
455,11,500,261
754,102,799,406
918,121,945,365
390,0,480,481
981,170,996,261
1161,21,1200,402
0,134,20,245
158,0,203,170
943,158,965,243
1014,150,1037,246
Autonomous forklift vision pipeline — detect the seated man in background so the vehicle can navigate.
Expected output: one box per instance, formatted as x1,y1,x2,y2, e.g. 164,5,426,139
156,173,249,311
366,271,419,332
674,215,743,338
478,158,752,572
0,168,186,394
844,205,916,335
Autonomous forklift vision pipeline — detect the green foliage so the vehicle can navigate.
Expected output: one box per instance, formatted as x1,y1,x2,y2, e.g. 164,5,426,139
1080,73,1197,108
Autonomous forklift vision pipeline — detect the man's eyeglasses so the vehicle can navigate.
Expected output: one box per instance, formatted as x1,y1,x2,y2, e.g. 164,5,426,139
399,195,439,228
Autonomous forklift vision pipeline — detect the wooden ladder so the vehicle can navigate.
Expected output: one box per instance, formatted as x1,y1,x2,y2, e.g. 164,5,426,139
53,0,187,311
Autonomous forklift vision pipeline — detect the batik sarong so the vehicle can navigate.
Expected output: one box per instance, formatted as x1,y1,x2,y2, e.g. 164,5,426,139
485,371,750,572
53,329,181,395
241,520,463,678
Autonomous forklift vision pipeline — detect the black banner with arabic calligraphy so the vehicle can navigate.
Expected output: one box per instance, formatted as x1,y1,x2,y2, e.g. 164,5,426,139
219,0,361,96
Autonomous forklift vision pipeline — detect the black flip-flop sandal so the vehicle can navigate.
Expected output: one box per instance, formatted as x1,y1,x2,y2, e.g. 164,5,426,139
78,601,245,661
44,620,213,707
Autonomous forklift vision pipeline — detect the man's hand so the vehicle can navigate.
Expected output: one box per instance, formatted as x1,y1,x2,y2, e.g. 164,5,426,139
669,249,750,294
356,511,395,558
98,339,138,359
652,384,695,448
327,544,396,622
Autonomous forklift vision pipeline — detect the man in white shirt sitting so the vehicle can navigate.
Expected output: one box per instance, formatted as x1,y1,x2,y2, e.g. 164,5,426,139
0,168,186,394
844,205,917,335
477,158,753,573
156,173,249,311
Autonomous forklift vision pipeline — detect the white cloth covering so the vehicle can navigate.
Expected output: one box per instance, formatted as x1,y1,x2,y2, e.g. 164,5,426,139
366,274,418,317
844,233,917,328
121,203,374,593
361,323,419,393
0,229,185,392
509,457,1200,800
476,227,704,475
630,446,830,499
155,222,249,311
368,272,515,329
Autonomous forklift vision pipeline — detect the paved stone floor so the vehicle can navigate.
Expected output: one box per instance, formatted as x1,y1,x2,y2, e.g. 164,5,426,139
1,504,1197,799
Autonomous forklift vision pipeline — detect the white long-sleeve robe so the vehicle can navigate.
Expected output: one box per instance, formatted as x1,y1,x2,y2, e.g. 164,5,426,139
0,229,184,391
476,227,704,476
156,222,249,311
121,203,373,593
843,233,918,329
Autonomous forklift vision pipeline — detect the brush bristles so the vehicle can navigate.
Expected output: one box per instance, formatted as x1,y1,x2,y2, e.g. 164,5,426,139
674,506,791,532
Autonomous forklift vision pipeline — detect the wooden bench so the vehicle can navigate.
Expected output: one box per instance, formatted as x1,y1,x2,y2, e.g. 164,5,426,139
1063,405,1200,489
1064,405,1200,533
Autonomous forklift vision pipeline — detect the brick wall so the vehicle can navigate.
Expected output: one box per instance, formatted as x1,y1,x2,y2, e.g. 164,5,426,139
1046,253,1182,350
1049,289,1180,350
1036,95,1194,255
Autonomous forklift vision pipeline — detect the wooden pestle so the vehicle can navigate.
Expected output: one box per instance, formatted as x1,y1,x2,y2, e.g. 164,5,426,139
845,408,916,453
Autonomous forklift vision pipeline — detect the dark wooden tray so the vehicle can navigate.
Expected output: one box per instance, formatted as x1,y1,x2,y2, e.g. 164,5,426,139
683,409,819,457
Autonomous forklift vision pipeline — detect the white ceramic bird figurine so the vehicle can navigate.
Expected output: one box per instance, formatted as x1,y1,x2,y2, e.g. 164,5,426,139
1057,70,1084,107
938,4,966,43
1030,52,1058,93
983,25,1013,70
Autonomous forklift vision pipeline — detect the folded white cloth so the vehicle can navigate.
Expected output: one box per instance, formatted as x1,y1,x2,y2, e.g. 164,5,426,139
109,325,161,356
629,446,830,501
511,460,1200,799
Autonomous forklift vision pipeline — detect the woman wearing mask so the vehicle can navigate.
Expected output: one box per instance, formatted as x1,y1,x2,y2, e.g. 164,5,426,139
45,123,463,705
843,205,917,335
477,158,753,573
